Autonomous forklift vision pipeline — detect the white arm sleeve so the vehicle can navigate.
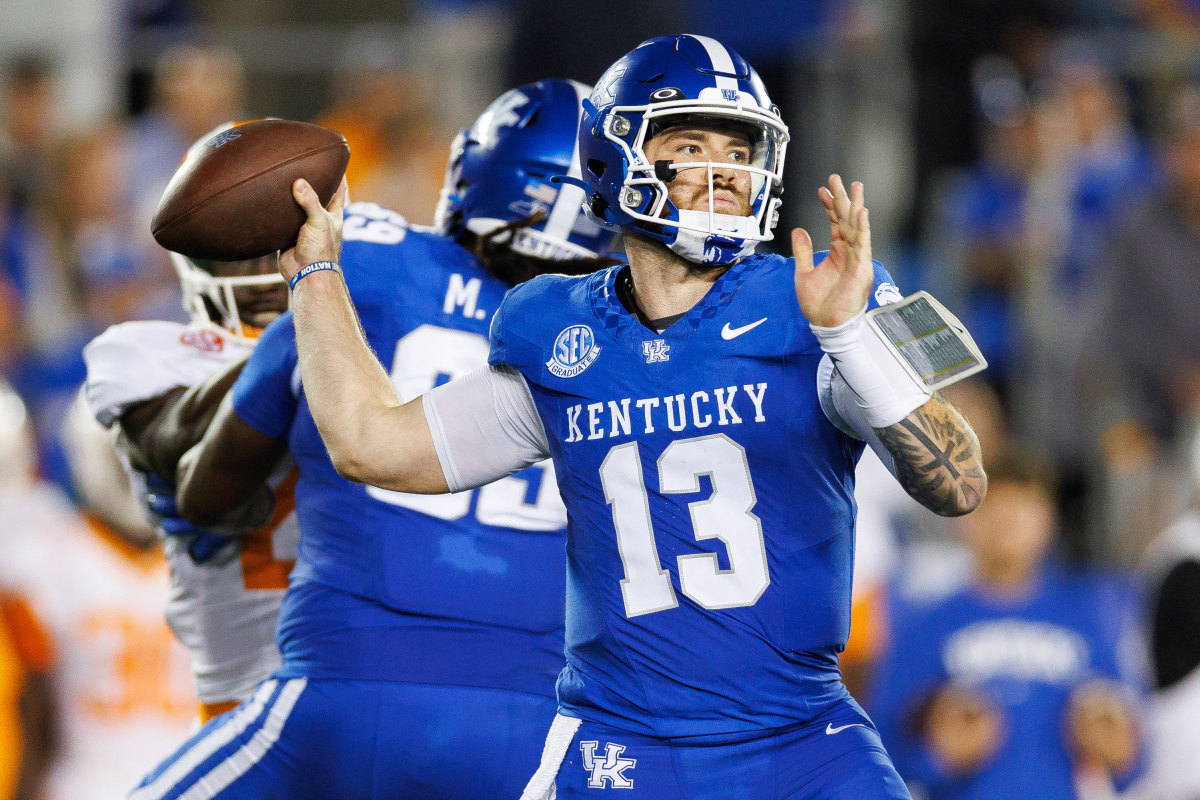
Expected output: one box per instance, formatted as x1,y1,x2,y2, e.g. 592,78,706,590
816,354,902,480
422,365,551,493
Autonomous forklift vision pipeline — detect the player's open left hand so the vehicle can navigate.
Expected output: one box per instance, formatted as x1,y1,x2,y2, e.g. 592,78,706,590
280,176,348,283
792,174,873,328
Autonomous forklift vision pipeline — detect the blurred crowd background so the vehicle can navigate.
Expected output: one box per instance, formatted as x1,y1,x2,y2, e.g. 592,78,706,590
2,0,1200,798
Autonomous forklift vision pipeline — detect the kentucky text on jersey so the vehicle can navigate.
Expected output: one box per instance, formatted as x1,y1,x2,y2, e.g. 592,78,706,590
563,383,768,442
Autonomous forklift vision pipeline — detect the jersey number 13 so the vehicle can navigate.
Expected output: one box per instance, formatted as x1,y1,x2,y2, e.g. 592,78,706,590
600,435,770,617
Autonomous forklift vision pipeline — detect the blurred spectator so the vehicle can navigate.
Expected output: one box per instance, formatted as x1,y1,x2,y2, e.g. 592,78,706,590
906,0,1065,242
926,48,1158,558
1019,54,1159,474
1135,423,1200,800
868,445,1145,800
0,379,57,800
315,36,448,223
0,388,193,800
0,0,120,130
49,122,180,330
126,44,246,229
7,120,183,489
1079,83,1200,561
1135,0,1200,41
0,55,64,378
845,378,1009,699
0,54,58,215
922,58,1041,397
0,54,77,486
1090,83,1200,446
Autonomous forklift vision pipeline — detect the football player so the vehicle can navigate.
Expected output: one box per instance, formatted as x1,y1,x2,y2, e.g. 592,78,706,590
83,124,298,725
132,79,616,799
0,383,196,800
274,35,989,799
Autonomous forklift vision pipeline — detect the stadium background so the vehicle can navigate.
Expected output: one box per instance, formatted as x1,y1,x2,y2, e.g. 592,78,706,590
1,0,1199,797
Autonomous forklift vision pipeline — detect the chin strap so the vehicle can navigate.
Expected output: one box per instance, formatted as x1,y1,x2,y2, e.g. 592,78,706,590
668,210,760,266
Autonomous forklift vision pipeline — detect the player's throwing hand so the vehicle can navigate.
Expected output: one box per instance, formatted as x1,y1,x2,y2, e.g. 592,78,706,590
792,174,873,328
280,177,349,283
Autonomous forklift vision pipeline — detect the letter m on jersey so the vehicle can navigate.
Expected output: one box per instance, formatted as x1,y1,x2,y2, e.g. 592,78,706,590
442,273,485,320
580,741,635,789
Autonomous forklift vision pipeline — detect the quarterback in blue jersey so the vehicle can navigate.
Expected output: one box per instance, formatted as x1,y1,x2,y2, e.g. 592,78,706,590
279,35,987,800
131,79,616,799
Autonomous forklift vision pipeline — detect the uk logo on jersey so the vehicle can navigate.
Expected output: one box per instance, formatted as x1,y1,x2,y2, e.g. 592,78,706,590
548,324,601,378
579,741,635,789
641,339,669,363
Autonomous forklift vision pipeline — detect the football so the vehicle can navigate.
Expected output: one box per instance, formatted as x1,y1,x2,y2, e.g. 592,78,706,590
151,119,350,261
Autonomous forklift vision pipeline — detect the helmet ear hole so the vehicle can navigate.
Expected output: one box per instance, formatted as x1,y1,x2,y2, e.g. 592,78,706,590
589,194,613,223
587,159,607,180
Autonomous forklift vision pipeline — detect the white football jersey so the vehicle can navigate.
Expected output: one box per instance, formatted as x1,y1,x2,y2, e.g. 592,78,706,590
0,483,195,800
83,321,300,708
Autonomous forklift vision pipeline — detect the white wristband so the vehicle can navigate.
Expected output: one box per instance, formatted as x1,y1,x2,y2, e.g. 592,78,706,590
810,306,932,428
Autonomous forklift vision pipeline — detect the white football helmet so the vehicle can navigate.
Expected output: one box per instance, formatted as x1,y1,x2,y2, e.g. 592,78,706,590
170,251,285,341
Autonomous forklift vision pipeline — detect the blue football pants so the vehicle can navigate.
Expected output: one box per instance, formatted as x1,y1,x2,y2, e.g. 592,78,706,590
526,696,912,800
130,676,558,799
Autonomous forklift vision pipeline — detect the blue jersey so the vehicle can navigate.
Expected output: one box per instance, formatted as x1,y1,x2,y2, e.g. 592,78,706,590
488,252,900,737
868,567,1145,799
232,203,566,696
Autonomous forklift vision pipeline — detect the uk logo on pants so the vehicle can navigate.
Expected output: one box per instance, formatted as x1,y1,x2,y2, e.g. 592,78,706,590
579,741,636,789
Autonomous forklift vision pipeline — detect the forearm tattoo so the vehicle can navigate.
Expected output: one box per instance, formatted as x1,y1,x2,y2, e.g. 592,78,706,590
875,397,987,516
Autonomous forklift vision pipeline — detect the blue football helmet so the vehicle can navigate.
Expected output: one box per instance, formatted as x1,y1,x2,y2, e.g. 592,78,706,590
579,34,790,266
435,78,616,261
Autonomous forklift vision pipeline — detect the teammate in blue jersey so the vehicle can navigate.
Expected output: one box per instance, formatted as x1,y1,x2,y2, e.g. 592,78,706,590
130,79,617,800
275,35,987,800
868,448,1144,799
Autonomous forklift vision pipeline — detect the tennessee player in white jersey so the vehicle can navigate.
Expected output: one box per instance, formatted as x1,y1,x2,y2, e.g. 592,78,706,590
83,123,297,722
0,386,196,799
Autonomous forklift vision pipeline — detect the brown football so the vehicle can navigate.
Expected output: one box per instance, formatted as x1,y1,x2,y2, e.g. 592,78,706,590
151,119,349,261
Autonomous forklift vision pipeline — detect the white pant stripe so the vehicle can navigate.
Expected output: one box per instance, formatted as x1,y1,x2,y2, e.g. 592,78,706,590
687,35,740,93
177,678,306,800
129,680,279,800
520,714,582,800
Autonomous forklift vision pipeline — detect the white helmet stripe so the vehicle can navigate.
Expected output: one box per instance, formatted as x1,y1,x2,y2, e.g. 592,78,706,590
543,80,589,245
687,35,740,93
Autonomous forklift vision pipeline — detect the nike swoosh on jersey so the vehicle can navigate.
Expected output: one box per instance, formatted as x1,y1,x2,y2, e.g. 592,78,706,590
720,318,768,340
825,722,868,735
